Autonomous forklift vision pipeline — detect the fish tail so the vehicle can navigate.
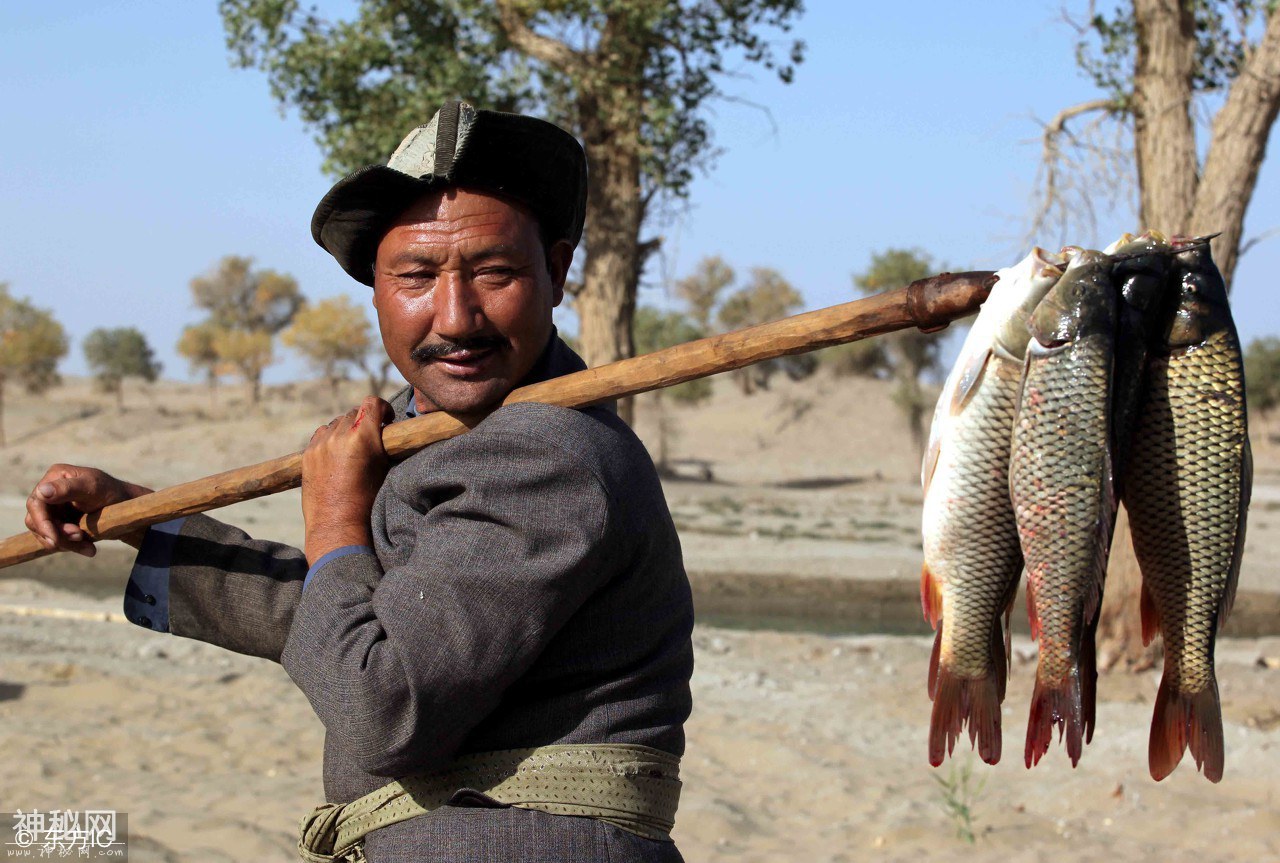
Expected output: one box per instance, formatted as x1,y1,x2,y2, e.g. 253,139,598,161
1024,671,1086,769
1149,673,1224,783
929,664,1003,767
920,563,943,628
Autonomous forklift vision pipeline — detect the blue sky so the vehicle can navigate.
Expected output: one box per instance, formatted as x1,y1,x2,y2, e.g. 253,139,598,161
2,2,1278,383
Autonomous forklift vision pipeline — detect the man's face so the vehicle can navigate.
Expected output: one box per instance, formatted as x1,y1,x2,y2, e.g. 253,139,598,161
372,187,572,415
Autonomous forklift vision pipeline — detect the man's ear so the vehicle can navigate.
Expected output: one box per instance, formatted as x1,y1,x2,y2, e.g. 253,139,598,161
546,240,574,307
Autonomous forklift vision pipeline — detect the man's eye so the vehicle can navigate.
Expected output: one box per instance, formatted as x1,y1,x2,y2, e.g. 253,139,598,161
476,268,517,282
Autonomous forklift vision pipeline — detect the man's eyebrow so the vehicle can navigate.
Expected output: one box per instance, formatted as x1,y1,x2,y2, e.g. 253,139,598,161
385,251,442,269
465,244,530,262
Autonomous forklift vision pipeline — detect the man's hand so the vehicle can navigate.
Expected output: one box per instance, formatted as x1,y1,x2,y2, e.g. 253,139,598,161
24,465,153,557
303,396,394,565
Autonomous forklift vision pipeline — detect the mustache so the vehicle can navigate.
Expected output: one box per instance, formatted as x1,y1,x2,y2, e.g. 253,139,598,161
410,336,508,362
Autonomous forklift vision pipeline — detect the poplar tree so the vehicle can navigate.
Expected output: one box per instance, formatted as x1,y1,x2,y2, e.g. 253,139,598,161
219,0,805,420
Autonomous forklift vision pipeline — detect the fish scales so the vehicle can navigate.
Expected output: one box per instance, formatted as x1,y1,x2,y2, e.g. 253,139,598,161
924,353,1023,682
1124,244,1250,783
921,249,1065,767
1009,249,1116,770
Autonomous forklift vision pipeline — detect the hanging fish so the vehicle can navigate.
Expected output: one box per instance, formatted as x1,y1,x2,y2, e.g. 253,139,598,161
1123,241,1251,783
1009,249,1118,769
1103,230,1176,480
920,247,1066,766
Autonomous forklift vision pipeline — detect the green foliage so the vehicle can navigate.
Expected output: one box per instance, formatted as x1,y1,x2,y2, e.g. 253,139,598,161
1245,336,1280,416
932,756,986,844
633,305,711,404
854,248,945,454
83,327,161,407
218,0,805,199
1075,1,1277,106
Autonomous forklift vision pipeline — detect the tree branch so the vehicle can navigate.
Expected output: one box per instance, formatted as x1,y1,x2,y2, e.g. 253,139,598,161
1240,226,1280,259
494,0,584,74
1027,98,1124,244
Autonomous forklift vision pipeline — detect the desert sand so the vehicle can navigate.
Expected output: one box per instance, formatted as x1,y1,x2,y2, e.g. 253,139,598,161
1,371,1278,861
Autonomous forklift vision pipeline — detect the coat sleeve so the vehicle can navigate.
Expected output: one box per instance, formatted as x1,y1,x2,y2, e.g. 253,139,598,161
159,513,308,662
279,425,613,777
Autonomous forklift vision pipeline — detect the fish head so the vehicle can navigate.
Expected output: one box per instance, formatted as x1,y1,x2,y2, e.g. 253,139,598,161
1027,249,1115,349
991,247,1068,358
1110,231,1175,312
1166,243,1233,348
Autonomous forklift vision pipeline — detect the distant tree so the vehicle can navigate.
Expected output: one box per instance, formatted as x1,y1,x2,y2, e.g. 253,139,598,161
716,266,812,393
211,329,274,404
83,327,161,410
187,256,303,403
676,256,735,331
177,322,224,405
821,338,890,379
634,305,712,472
0,283,68,447
190,256,304,334
853,248,944,457
1245,337,1280,423
282,296,395,401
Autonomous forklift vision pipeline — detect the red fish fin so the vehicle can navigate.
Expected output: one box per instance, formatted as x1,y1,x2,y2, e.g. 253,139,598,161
1220,438,1251,627
1025,581,1041,641
927,626,942,700
1140,582,1161,647
1025,671,1085,769
920,563,943,628
1149,674,1224,783
929,667,1003,767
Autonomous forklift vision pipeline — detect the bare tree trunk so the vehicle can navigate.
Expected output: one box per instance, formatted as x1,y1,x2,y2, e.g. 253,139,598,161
0,376,6,448
1099,0,1199,671
577,108,643,425
1131,0,1198,233
115,381,124,412
1190,8,1280,285
251,371,262,405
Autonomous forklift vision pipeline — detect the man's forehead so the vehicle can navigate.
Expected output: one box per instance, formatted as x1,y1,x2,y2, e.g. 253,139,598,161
389,186,537,233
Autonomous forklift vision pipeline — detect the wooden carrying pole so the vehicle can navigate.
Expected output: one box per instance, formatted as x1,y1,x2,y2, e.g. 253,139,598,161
0,271,997,569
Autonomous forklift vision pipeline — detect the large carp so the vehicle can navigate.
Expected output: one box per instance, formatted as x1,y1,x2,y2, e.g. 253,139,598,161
920,248,1065,766
1103,230,1176,480
1009,249,1117,769
1123,241,1251,783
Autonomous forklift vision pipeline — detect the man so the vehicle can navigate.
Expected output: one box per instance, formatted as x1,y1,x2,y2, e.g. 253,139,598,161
24,101,694,862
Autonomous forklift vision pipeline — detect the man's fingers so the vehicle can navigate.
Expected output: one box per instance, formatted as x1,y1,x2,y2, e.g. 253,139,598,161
35,473,94,507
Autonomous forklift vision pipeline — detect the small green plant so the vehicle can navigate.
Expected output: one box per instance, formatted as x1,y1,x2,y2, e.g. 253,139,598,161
932,756,986,843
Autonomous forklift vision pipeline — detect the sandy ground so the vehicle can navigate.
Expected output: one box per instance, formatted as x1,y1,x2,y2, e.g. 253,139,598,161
0,373,1278,860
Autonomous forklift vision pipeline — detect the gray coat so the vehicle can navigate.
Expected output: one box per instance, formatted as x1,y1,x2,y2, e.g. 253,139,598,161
149,337,694,861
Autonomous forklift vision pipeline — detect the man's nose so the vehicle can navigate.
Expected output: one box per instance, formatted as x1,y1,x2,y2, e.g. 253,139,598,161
432,274,485,338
